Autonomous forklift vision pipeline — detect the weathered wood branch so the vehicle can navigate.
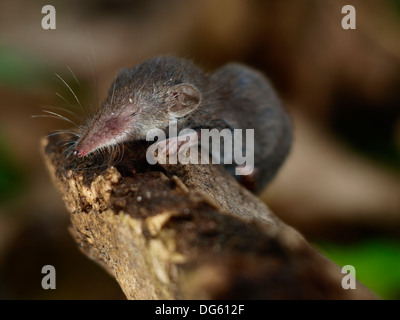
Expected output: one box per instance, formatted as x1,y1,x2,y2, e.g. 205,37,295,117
42,135,376,299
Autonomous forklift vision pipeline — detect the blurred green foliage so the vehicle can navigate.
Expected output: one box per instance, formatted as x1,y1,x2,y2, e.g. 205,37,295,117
388,0,400,15
317,239,400,300
0,47,50,89
0,128,26,204
0,45,93,127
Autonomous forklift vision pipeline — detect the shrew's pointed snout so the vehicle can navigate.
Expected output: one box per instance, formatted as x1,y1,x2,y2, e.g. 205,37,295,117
71,109,134,159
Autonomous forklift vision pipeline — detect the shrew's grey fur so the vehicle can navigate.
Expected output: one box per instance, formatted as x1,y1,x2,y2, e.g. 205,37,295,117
74,56,292,193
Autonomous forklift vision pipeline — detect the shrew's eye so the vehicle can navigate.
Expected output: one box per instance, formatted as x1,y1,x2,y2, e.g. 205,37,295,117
131,112,137,116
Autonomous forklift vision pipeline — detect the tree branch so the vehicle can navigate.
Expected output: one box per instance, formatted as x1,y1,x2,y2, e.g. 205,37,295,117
41,135,376,299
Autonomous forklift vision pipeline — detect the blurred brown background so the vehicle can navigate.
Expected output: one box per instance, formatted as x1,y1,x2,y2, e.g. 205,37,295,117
0,0,399,299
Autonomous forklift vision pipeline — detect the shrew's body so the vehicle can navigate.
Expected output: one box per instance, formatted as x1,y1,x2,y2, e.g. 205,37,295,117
74,56,292,193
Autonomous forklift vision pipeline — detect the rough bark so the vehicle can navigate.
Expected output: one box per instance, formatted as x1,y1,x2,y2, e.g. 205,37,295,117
41,135,377,299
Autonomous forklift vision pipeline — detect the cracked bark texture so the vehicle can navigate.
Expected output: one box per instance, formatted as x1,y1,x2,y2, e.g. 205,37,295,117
41,135,377,300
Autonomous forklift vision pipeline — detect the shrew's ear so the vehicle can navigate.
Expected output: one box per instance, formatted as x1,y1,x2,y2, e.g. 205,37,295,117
168,83,201,118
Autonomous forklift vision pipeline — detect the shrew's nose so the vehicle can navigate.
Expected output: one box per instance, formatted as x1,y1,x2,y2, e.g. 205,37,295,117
73,149,84,158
